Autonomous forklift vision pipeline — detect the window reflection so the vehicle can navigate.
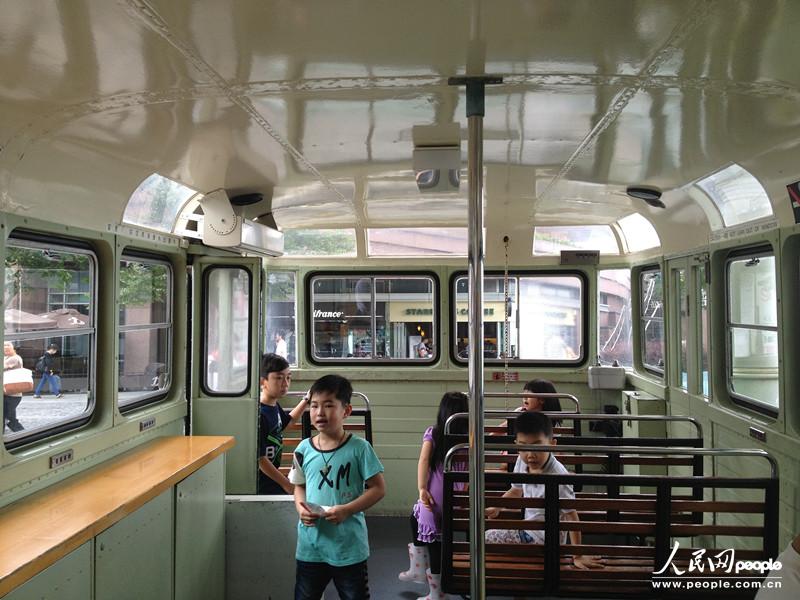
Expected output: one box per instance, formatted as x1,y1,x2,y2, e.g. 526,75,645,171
118,256,171,408
726,253,778,410
310,275,436,362
205,268,250,394
454,275,583,362
640,269,664,374
3,240,95,438
265,272,297,365
598,269,632,367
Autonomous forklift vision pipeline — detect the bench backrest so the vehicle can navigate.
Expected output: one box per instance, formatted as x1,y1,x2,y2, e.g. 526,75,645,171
288,391,373,444
441,445,779,598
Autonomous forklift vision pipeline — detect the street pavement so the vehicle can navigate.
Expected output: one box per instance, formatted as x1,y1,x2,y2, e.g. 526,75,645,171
4,393,91,434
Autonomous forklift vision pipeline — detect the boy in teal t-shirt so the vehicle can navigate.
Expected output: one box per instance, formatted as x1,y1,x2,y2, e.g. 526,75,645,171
289,374,385,599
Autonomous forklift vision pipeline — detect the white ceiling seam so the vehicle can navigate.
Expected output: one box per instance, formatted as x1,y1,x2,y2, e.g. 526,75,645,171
530,0,717,220
120,0,360,226
3,70,796,183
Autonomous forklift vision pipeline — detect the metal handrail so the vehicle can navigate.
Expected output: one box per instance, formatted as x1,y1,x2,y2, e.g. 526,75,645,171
444,443,779,479
445,411,703,438
284,390,371,410
480,392,580,412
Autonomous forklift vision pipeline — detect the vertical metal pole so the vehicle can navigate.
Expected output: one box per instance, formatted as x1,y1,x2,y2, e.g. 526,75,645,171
466,81,486,600
449,74,501,600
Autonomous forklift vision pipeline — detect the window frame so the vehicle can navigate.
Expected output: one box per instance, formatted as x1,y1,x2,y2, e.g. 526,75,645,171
449,269,589,367
597,267,633,368
305,271,440,366
117,250,174,413
265,270,298,366
201,265,253,396
3,232,97,448
724,245,779,416
638,266,665,377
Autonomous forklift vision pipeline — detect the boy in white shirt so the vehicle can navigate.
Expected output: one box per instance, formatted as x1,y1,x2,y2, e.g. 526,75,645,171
485,411,603,570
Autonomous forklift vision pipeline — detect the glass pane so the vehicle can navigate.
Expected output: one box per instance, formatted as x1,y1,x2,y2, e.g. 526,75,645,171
4,335,91,436
375,278,435,360
311,277,373,359
205,268,250,394
698,264,711,397
598,269,632,368
454,275,582,362
118,328,170,406
4,246,93,334
729,328,779,409
367,228,467,256
518,276,582,360
283,229,357,256
4,242,95,439
119,260,170,325
640,270,664,372
454,276,517,360
696,164,773,227
617,213,660,252
533,225,619,255
265,271,297,364
123,173,197,233
676,269,688,390
728,255,777,327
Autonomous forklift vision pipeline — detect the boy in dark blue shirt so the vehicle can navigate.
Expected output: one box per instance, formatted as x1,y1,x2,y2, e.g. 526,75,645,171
257,353,308,494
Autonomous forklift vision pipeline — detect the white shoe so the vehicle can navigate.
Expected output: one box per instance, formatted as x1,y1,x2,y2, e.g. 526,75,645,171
416,568,449,600
398,543,429,584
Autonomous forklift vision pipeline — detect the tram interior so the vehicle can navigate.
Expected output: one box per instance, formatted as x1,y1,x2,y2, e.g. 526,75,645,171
1,1,799,599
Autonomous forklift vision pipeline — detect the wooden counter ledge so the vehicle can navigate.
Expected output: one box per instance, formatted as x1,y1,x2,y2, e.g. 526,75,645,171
0,435,235,596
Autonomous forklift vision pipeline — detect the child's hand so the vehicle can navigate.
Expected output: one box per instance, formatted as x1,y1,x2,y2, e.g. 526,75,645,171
323,505,352,525
297,502,320,527
485,506,501,519
573,555,604,570
419,488,434,509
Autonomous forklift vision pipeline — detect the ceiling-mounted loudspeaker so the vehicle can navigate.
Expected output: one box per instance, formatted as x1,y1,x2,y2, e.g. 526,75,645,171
626,186,665,209
230,193,263,206
198,189,242,247
196,188,283,256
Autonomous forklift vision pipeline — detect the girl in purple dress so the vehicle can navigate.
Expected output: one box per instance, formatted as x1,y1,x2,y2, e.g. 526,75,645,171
399,391,468,600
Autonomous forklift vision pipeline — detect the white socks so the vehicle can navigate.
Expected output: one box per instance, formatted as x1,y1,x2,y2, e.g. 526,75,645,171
398,543,429,584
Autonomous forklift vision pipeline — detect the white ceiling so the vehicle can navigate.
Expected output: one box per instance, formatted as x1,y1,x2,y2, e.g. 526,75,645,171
1,0,799,257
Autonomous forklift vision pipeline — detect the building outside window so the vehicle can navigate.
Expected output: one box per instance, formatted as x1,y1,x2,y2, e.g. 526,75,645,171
309,275,436,362
453,274,584,363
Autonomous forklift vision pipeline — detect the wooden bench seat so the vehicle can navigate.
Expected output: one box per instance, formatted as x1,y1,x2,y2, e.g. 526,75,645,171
442,449,779,598
0,435,234,596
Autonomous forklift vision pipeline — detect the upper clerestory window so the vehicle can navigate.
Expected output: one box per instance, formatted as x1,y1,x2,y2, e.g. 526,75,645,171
695,164,773,228
617,213,660,252
533,225,619,255
367,228,467,256
283,229,357,257
123,174,200,233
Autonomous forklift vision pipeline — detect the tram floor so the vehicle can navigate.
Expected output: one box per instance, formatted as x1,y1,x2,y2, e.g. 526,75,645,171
327,516,599,600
